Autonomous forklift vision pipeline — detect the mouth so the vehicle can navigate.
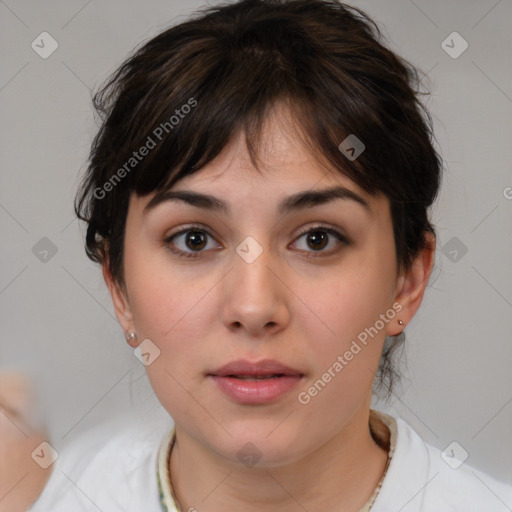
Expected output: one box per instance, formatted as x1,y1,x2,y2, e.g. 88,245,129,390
208,358,304,378
207,359,304,404
223,374,289,380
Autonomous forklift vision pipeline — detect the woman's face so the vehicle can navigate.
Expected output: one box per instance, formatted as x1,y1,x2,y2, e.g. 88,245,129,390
110,108,415,466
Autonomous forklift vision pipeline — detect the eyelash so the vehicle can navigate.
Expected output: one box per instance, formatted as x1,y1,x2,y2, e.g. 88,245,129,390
164,224,349,260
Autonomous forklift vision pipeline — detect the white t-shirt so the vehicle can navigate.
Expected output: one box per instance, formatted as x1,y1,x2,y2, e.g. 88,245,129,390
28,409,512,512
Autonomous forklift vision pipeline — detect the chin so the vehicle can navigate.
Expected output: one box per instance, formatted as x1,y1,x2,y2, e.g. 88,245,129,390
211,422,307,468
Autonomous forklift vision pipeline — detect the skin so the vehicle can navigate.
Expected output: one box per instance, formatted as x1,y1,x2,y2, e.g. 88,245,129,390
0,373,52,512
105,104,435,511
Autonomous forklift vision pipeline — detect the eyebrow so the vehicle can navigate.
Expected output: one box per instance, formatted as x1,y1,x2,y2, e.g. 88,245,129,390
143,185,370,216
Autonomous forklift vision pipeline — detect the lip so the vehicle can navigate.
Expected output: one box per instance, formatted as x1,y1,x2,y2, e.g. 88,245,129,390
207,359,304,405
209,358,304,378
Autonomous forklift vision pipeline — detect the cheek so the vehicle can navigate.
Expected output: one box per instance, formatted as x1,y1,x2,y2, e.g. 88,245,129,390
292,240,397,385
292,279,391,418
122,240,174,336
297,277,389,378
124,245,219,350
301,254,396,341
123,249,219,412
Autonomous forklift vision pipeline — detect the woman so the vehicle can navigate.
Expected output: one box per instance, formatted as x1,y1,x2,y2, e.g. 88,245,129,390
28,0,512,510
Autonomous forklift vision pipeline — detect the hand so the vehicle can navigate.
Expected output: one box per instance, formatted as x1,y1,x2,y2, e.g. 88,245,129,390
0,372,53,512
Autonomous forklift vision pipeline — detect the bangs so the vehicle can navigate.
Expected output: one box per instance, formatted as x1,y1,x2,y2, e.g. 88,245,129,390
87,10,405,207
77,0,441,291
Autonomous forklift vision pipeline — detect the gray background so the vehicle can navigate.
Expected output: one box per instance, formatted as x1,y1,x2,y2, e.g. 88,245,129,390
1,0,511,486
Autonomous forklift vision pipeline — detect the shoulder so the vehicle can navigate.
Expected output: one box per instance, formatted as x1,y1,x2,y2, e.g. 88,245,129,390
373,411,512,512
28,412,173,512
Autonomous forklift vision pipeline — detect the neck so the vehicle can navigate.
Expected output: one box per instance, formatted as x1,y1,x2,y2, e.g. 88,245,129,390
169,405,390,512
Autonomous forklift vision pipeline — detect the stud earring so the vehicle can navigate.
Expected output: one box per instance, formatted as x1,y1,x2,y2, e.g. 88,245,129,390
393,319,406,341
125,332,137,343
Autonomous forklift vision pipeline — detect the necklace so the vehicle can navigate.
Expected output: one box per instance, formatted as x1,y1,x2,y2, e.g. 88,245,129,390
156,426,180,511
156,410,396,512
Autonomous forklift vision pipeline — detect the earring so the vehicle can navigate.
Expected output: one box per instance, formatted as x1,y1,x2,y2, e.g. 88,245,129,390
125,331,137,343
394,319,405,341
387,320,405,341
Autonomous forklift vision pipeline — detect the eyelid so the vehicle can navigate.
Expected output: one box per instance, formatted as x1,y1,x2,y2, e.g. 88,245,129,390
163,222,350,259
293,223,349,242
164,222,217,240
164,222,348,241
291,224,350,258
163,224,220,247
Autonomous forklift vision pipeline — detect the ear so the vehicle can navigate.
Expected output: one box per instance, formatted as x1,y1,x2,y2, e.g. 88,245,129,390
102,263,137,347
387,231,436,336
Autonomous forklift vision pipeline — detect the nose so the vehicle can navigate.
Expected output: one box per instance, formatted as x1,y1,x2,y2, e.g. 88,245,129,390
220,245,290,338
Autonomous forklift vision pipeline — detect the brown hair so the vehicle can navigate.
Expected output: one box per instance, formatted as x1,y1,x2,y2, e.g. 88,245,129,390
75,0,442,399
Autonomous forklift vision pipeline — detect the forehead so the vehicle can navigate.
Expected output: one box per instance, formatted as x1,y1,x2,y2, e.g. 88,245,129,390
167,106,365,196
135,102,388,218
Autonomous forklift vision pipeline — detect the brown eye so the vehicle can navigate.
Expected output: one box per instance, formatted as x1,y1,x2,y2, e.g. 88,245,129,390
305,230,329,251
164,226,219,259
184,231,208,251
293,226,349,257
